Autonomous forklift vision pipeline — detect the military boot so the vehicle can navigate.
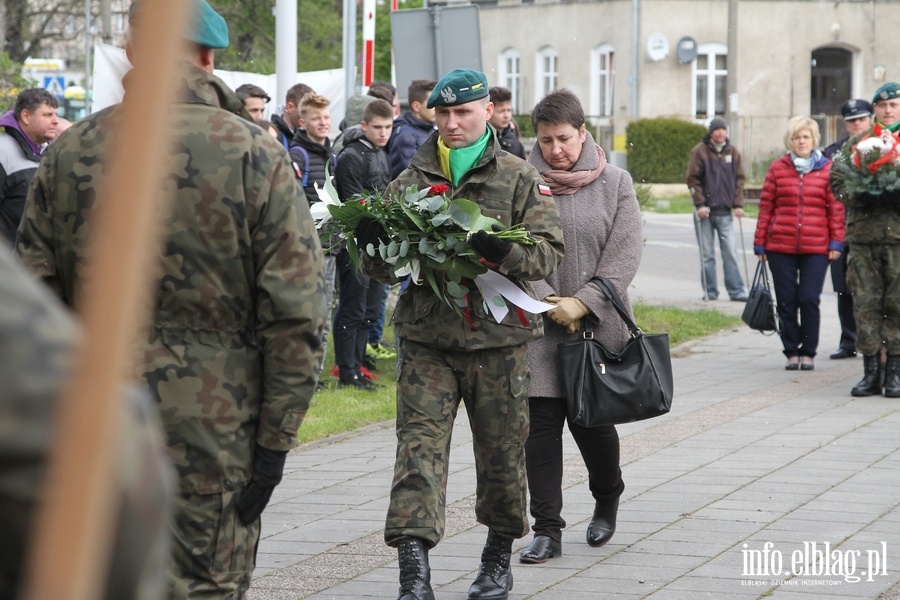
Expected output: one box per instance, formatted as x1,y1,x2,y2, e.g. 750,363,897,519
467,530,513,600
851,355,882,397
397,537,434,600
884,355,900,398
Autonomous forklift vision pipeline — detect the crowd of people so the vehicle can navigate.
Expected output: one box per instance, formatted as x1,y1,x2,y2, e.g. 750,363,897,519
0,0,896,598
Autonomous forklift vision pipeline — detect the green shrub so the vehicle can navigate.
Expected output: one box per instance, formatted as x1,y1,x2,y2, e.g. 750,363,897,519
626,118,707,184
513,114,535,138
634,182,653,210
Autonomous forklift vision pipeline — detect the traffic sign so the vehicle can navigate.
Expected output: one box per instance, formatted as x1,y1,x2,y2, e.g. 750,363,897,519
43,76,66,98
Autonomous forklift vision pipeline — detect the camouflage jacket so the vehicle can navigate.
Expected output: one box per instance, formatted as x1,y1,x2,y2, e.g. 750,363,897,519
363,131,564,350
16,64,326,494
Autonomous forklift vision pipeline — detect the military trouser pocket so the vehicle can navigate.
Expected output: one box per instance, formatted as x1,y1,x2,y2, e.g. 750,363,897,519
169,490,260,597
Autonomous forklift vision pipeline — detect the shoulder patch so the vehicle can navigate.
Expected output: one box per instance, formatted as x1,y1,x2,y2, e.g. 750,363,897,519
538,184,553,196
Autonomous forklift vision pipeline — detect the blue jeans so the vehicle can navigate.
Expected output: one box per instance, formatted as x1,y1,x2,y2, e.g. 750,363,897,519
694,214,746,299
767,252,829,358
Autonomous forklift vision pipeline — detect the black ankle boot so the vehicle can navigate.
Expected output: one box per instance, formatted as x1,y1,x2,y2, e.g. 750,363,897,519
467,530,513,600
851,355,883,397
397,537,434,600
884,355,900,397
586,497,618,547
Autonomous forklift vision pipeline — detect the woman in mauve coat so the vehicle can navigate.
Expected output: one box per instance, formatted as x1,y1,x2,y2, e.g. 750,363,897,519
754,116,845,371
519,89,643,564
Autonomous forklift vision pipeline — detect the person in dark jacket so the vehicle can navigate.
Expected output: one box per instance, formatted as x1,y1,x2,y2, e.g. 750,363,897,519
388,79,436,178
488,86,526,159
272,82,313,149
754,116,845,371
333,99,394,389
822,98,872,360
289,93,337,205
288,93,337,391
686,116,748,301
0,88,59,244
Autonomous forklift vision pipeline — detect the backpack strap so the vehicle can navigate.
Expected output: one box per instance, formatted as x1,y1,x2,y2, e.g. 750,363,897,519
288,145,310,187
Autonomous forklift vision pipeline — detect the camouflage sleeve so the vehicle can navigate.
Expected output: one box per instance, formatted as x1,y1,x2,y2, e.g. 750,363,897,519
497,166,564,282
0,247,78,593
16,146,68,304
253,151,327,452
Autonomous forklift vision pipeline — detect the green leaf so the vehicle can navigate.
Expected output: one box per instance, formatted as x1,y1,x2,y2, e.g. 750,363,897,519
400,199,428,231
399,239,409,257
447,199,504,232
431,213,452,227
387,240,398,257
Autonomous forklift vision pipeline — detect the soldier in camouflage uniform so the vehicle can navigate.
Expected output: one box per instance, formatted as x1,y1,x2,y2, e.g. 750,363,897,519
0,247,173,600
357,68,564,600
15,1,326,597
831,82,900,398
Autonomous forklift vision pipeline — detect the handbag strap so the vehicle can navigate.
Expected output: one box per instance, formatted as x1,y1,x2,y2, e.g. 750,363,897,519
586,276,641,337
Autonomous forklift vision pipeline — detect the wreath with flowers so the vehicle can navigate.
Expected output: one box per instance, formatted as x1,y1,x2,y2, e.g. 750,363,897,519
832,123,900,196
311,175,538,314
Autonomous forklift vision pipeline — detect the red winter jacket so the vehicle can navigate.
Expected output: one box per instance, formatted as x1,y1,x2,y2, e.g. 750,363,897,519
753,153,845,256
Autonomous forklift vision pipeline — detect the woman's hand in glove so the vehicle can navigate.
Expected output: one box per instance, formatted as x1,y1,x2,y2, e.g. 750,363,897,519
545,296,590,331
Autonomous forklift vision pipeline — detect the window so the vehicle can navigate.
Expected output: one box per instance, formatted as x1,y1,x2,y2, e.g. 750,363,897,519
498,48,521,113
590,45,615,118
693,42,727,119
535,46,558,100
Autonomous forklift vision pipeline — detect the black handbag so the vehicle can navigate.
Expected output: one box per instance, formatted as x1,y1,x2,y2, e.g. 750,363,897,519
557,276,674,427
742,262,781,335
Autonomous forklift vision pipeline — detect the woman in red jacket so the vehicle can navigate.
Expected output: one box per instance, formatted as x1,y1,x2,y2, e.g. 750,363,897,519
754,116,845,370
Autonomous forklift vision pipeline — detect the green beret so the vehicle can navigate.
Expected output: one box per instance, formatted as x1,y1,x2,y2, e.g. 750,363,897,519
873,82,900,105
129,0,228,49
189,0,229,50
426,68,489,108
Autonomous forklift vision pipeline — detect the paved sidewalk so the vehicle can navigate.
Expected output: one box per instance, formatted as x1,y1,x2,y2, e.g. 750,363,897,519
248,242,900,599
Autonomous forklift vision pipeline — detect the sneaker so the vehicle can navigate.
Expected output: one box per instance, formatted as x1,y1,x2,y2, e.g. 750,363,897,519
368,341,396,359
730,295,749,302
337,373,376,390
360,366,379,381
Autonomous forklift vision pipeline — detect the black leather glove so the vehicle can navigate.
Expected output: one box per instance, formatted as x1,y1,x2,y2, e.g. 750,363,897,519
237,445,287,525
468,226,512,263
355,217,387,249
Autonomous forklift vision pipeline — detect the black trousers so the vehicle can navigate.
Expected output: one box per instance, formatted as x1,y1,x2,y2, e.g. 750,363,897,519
334,248,373,379
524,396,624,542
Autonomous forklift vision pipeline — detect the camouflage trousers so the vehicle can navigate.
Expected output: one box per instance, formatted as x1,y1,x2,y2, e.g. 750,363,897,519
168,489,260,599
385,339,531,548
846,243,900,355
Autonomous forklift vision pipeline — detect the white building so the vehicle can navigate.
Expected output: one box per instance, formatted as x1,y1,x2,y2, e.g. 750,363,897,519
475,0,899,175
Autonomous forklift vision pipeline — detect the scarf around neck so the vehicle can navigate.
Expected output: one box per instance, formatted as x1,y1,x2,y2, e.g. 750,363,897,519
437,129,491,186
790,149,821,175
540,143,608,195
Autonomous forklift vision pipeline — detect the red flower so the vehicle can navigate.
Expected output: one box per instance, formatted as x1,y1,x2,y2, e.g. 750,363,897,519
429,184,449,196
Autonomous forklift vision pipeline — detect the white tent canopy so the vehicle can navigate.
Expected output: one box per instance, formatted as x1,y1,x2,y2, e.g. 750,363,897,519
91,43,346,135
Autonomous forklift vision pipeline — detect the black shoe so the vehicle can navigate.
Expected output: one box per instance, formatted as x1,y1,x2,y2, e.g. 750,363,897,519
800,357,815,371
785,356,800,371
851,355,882,397
397,537,434,600
338,373,375,390
468,530,513,599
830,347,857,360
730,295,749,302
586,498,618,548
519,535,562,564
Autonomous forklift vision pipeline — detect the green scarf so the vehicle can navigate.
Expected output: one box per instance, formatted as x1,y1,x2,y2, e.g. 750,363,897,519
883,120,900,134
437,129,491,186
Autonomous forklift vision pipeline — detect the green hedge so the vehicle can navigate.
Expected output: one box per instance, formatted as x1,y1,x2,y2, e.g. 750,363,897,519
626,118,707,183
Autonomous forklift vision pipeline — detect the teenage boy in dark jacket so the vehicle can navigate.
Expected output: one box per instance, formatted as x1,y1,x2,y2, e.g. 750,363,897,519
333,99,394,389
389,79,437,178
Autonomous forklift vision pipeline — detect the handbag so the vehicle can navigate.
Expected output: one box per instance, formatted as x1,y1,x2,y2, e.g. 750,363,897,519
557,276,674,427
742,261,781,335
